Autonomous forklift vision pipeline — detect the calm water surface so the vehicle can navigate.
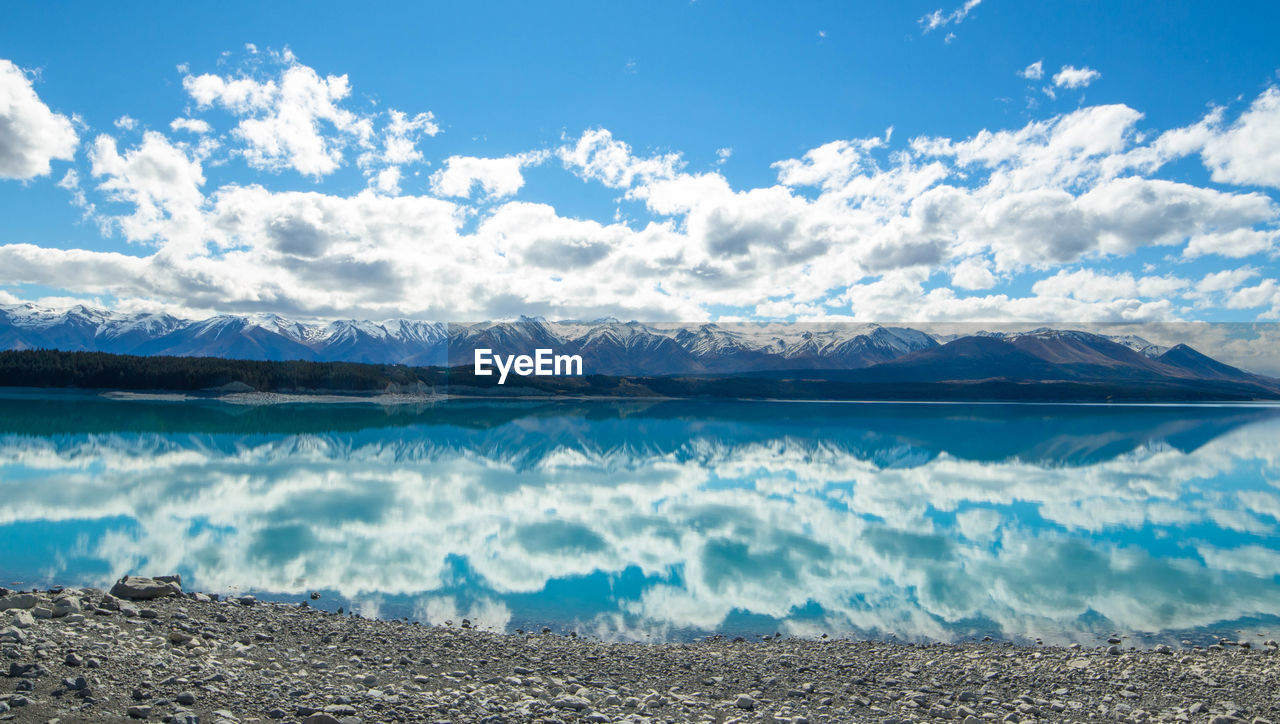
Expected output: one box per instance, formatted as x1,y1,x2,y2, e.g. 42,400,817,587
2,391,1279,646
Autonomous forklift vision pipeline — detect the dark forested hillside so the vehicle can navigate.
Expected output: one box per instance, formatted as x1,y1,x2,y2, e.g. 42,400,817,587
0,349,444,392
3,348,1279,402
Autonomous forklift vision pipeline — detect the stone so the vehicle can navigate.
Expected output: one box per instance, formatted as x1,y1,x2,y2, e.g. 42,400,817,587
0,593,40,610
1107,645,1121,655
176,691,197,705
51,596,81,617
65,652,84,667
553,695,591,711
302,716,343,724
10,609,35,628
32,606,53,619
111,576,182,600
0,625,24,643
735,694,757,709
128,705,153,719
238,595,257,606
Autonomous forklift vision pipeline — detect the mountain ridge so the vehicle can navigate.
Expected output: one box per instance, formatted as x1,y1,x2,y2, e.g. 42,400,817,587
1,303,1274,392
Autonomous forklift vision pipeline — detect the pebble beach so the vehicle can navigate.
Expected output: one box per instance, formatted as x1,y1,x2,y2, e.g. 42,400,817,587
2,578,1279,723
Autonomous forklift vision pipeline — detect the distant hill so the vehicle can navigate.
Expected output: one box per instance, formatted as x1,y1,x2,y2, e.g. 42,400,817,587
2,304,1278,400
1,345,1277,402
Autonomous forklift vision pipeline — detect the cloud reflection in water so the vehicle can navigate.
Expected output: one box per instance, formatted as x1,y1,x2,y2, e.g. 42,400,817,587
0,396,1278,643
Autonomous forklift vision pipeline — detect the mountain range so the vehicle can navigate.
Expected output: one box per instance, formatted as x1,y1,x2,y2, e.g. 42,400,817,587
1,303,1277,397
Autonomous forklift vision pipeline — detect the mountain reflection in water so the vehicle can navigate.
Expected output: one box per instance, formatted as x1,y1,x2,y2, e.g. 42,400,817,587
1,393,1278,644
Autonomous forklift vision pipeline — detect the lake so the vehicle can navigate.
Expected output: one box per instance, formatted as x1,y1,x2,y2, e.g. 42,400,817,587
2,391,1278,647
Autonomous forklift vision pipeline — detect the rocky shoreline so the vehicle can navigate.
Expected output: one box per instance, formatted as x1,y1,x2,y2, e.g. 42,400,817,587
2,578,1279,723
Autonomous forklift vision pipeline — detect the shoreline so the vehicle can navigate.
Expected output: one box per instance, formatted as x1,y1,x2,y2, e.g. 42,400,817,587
3,582,1278,723
3,386,1280,409
100,390,449,406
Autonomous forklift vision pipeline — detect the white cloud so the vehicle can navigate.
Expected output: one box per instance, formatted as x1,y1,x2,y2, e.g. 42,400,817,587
919,0,982,33
1030,269,1189,303
89,131,206,248
1053,65,1101,89
359,109,439,169
1019,60,1044,80
1196,267,1259,295
3,51,1280,325
182,51,376,177
1199,87,1280,189
169,117,211,135
429,151,547,200
558,128,681,189
0,58,78,179
951,257,996,289
1184,228,1278,258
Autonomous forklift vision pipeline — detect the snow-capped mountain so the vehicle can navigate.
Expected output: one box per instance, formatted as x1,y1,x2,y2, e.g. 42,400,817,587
0,303,1262,382
0,304,450,365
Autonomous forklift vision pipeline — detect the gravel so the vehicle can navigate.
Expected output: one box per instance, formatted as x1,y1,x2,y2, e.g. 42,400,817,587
2,583,1279,723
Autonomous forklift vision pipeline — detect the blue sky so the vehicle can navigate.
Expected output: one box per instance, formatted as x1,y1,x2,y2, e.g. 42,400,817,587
1,1,1279,322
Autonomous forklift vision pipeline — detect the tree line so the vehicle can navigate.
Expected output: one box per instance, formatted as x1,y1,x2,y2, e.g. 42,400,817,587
0,349,444,392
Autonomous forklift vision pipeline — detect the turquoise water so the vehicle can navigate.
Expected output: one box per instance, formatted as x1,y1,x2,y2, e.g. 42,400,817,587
2,391,1279,646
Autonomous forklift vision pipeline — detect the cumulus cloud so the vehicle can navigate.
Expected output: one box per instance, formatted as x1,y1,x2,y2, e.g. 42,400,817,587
2,51,1280,324
951,257,996,290
357,109,440,193
169,117,211,135
182,49,376,177
89,131,207,247
1198,87,1280,189
1019,60,1044,80
0,58,78,179
429,151,548,200
1053,65,1101,89
1030,269,1189,303
558,128,681,189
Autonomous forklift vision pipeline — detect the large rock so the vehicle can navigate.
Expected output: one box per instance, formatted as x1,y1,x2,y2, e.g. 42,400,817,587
110,576,182,601
51,596,81,618
0,593,40,611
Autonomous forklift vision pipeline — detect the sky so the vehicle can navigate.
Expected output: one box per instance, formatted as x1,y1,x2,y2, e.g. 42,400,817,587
2,1,1280,324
